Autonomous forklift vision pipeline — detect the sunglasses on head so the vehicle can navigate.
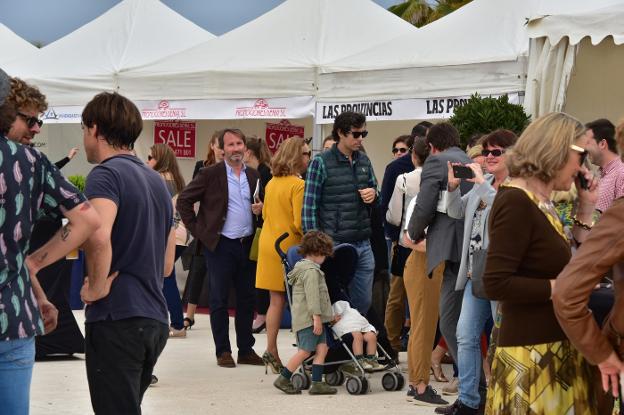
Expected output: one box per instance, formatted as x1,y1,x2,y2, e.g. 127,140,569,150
392,147,408,154
481,149,505,157
570,144,588,165
347,130,368,139
17,112,43,128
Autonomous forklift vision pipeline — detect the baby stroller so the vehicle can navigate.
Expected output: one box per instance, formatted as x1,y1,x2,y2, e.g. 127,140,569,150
274,233,405,395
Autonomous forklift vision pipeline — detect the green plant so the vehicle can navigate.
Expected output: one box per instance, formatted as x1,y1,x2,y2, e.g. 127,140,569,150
67,175,86,193
450,94,531,148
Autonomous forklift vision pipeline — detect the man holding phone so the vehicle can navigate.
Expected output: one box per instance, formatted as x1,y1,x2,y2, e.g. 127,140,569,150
177,129,264,368
406,123,473,397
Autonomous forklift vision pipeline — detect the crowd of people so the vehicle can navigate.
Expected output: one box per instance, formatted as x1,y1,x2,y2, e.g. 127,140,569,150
2,64,624,415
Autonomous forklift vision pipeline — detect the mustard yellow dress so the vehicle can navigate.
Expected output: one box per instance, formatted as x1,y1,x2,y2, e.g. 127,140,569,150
255,175,304,292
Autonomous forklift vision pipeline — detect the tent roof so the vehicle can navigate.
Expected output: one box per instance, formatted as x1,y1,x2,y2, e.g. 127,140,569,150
4,0,215,105
317,0,539,101
118,0,417,100
528,0,624,45
0,24,38,65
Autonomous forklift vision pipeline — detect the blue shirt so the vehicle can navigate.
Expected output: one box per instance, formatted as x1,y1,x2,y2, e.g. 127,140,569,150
221,162,253,239
84,155,172,325
0,136,86,341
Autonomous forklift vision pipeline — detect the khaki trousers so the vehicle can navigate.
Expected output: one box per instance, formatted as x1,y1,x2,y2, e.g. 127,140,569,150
384,274,407,351
403,250,444,384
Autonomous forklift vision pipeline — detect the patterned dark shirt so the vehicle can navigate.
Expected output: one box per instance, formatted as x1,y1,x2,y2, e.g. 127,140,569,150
0,136,85,341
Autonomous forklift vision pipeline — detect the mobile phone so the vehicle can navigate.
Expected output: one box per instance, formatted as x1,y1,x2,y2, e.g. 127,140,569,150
577,158,591,190
452,165,474,179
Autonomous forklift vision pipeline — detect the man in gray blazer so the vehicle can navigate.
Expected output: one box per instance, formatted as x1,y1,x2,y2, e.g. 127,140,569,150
406,123,472,393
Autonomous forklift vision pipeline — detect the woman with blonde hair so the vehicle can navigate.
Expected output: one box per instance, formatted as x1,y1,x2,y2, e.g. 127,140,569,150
147,143,189,337
483,112,598,415
255,136,311,373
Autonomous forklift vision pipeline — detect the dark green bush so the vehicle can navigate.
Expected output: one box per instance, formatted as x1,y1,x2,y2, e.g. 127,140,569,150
67,175,86,193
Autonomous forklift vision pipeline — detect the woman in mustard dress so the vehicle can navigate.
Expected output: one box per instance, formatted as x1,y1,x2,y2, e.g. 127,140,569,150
256,136,311,373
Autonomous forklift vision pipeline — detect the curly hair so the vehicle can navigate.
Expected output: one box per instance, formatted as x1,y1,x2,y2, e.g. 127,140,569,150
7,78,47,112
271,136,306,177
298,230,334,258
506,112,585,183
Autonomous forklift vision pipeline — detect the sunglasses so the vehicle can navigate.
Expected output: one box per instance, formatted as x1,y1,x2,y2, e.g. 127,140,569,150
147,155,153,161
17,112,43,128
302,151,312,157
347,130,368,139
481,149,505,157
392,147,408,154
570,144,588,165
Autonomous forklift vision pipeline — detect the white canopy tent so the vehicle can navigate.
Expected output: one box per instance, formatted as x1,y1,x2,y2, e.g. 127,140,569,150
525,0,624,120
118,0,416,104
318,0,539,111
4,0,215,107
0,23,38,65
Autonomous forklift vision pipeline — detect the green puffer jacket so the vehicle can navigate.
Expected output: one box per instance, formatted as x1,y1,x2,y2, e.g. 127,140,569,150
287,258,333,333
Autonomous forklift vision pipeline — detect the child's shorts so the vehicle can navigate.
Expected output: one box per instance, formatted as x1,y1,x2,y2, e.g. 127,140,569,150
296,326,326,352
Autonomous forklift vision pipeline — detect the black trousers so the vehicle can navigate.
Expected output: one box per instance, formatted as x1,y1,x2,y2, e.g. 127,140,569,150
204,236,256,357
85,317,168,415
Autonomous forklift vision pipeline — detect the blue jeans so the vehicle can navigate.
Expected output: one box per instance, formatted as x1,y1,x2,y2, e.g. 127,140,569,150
162,245,185,330
456,280,494,409
0,337,35,415
348,240,375,315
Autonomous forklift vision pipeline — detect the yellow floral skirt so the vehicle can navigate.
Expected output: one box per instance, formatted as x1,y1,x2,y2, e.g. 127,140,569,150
486,340,598,415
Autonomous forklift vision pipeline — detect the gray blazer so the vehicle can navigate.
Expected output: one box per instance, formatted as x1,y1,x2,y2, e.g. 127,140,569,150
407,147,473,274
446,175,496,291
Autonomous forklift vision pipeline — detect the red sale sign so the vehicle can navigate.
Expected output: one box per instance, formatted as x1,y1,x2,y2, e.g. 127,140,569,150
154,121,196,159
265,120,305,154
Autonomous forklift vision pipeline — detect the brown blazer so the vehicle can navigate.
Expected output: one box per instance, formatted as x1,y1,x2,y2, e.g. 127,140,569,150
177,161,260,252
553,197,624,365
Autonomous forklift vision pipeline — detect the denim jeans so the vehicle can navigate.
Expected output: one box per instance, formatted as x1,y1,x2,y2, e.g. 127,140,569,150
456,280,493,409
0,337,35,415
162,245,185,329
348,240,375,315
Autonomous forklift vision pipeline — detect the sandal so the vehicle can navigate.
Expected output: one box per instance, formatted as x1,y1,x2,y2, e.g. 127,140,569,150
183,317,195,330
431,363,449,383
262,350,284,375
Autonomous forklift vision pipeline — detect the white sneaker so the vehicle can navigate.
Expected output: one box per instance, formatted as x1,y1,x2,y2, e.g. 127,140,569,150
358,358,373,371
442,377,458,395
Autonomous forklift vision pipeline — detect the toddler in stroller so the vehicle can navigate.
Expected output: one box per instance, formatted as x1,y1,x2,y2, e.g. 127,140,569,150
273,231,337,395
331,300,385,374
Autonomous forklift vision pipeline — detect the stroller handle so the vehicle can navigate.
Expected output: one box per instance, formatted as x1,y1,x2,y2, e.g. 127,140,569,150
274,232,289,260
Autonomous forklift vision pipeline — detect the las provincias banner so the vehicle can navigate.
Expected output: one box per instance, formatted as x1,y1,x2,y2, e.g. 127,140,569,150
154,120,196,159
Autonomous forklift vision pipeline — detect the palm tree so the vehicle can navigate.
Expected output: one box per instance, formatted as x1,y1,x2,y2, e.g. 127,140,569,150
389,0,473,27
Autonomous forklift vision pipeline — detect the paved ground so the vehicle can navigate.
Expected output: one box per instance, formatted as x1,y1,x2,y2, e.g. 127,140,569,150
31,312,455,414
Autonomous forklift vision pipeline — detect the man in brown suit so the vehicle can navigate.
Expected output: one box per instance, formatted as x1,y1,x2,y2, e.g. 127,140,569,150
177,128,264,367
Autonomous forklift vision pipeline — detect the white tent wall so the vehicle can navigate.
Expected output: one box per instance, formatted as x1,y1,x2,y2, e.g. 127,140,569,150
562,38,624,123
0,23,38,65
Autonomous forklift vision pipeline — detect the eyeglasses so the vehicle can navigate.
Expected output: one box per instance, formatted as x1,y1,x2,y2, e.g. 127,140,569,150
392,147,408,155
147,155,153,161
481,149,505,157
302,151,312,157
348,130,368,139
570,144,588,165
17,112,43,128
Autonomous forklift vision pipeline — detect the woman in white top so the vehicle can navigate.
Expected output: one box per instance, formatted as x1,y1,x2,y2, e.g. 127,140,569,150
386,137,448,406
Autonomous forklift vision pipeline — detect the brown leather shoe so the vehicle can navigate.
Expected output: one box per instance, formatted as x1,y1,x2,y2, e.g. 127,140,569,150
217,352,236,368
237,350,264,366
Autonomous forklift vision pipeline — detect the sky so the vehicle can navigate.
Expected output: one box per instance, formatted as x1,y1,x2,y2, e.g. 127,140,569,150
0,0,405,46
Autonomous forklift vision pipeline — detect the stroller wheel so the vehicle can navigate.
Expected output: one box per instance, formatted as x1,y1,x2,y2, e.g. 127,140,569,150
382,372,399,391
326,371,345,386
291,372,311,390
346,376,363,395
359,377,369,395
396,373,405,391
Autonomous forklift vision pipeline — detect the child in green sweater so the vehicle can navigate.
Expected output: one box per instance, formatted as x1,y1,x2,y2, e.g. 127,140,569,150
273,231,336,395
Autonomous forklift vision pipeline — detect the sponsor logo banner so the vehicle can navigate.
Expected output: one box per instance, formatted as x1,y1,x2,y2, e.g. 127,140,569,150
154,121,196,159
265,120,305,154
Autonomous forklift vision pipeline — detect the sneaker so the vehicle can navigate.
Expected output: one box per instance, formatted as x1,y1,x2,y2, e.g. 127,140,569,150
411,385,449,407
365,356,385,372
339,361,364,377
435,400,459,415
358,357,373,372
406,385,417,401
273,375,301,395
449,401,479,415
442,378,459,396
308,381,337,395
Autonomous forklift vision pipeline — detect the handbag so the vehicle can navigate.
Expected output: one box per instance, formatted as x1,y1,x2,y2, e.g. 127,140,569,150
470,249,489,299
249,227,262,261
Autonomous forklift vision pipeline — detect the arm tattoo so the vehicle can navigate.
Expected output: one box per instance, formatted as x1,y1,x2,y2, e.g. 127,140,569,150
61,224,71,241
